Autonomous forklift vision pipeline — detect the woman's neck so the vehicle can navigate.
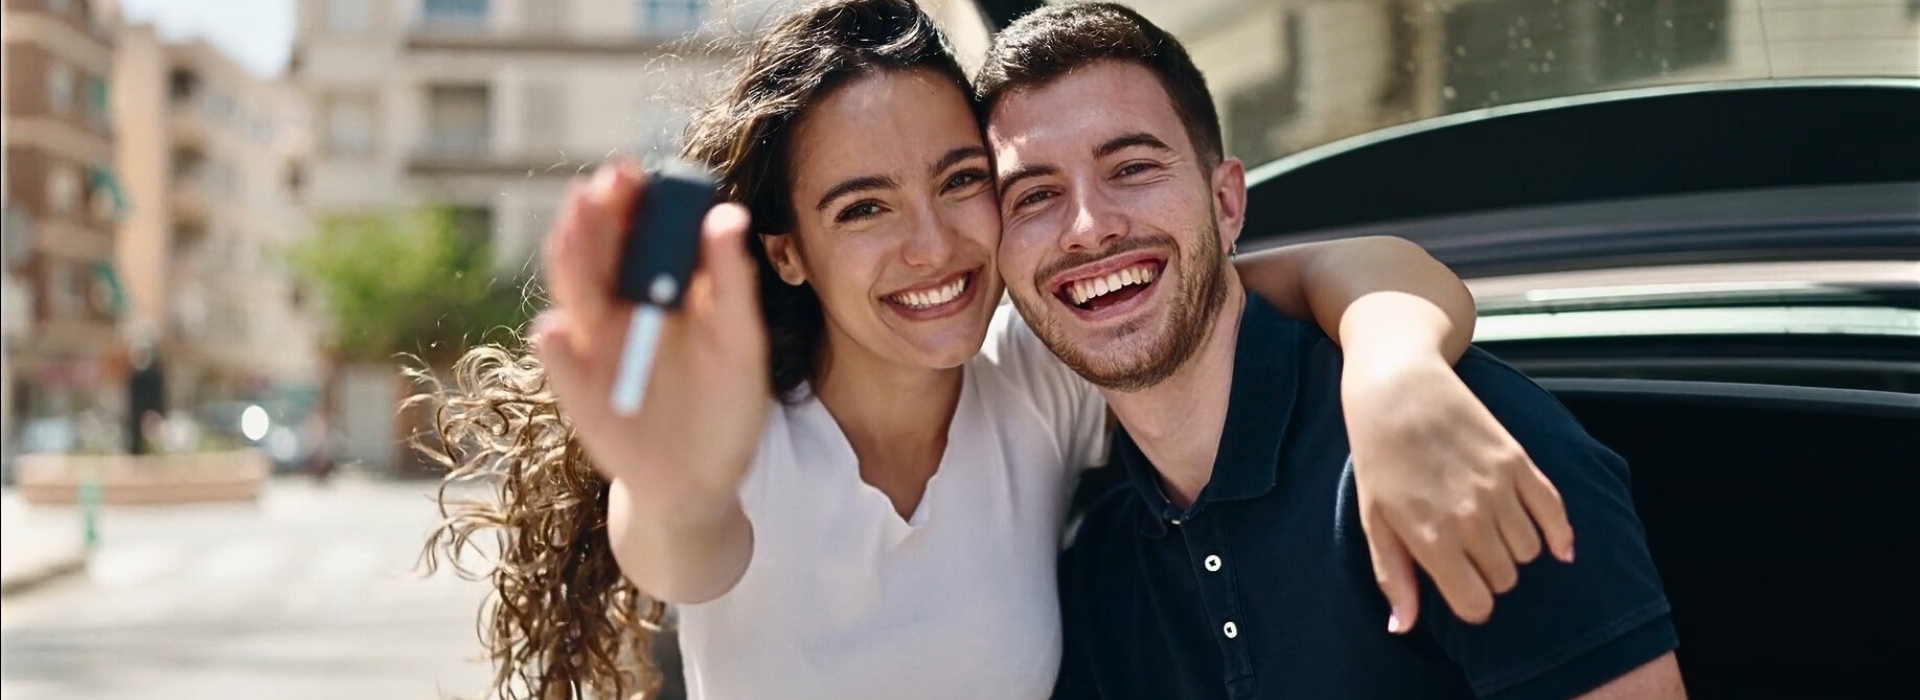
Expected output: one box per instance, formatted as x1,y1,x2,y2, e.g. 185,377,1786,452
810,331,965,520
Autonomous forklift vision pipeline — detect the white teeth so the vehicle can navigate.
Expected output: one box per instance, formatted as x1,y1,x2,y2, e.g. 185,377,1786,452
1064,263,1158,307
892,275,968,309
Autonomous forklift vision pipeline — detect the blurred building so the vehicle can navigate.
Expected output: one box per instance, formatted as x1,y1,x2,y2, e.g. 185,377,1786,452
1118,0,1920,166
112,25,326,419
1,0,125,455
290,0,794,470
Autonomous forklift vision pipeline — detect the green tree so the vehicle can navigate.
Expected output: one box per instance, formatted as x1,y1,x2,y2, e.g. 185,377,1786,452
292,206,536,368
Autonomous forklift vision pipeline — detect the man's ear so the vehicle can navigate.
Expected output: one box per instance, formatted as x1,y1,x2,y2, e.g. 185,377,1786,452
760,232,808,286
1210,157,1248,252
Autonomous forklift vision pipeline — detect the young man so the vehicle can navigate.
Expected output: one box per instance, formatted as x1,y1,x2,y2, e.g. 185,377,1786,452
978,5,1685,700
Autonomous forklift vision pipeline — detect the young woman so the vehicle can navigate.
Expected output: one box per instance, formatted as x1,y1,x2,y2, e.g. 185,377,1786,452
421,1,1568,698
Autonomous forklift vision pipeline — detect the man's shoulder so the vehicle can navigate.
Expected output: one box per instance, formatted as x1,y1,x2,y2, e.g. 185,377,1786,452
1063,472,1140,546
1450,348,1615,460
1059,471,1144,578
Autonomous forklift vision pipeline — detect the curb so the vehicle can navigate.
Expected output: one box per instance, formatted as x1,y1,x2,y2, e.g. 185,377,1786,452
0,550,88,599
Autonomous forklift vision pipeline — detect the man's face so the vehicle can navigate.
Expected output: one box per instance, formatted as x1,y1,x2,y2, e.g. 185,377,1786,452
988,60,1245,391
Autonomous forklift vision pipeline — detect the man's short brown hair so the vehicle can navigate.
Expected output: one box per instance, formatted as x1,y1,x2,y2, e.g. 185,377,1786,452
976,2,1224,167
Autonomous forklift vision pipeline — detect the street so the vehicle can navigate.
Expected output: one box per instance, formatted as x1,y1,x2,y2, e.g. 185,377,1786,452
0,476,497,700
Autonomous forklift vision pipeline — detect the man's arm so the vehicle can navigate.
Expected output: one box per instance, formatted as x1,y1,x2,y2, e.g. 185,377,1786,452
1236,236,1576,630
1421,356,1684,700
1576,653,1687,700
1233,235,1474,361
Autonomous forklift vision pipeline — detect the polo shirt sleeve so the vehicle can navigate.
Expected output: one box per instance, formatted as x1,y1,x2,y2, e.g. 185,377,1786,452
1419,353,1679,700
984,303,1111,473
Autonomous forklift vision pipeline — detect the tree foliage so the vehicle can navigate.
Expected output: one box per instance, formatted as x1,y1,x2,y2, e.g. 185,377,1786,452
292,207,536,367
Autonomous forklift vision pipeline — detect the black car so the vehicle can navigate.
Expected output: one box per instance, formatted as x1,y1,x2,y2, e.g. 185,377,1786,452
963,1,1920,697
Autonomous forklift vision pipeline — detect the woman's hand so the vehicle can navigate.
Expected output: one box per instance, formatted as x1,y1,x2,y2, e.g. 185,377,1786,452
1341,347,1574,634
530,161,768,601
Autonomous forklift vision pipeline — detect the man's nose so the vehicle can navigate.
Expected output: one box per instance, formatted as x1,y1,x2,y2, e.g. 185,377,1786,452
1060,187,1126,253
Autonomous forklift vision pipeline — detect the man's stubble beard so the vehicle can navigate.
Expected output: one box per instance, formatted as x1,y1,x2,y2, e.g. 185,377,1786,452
1013,221,1230,393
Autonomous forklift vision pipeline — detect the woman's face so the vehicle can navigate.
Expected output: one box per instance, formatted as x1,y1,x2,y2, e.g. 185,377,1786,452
767,68,1004,375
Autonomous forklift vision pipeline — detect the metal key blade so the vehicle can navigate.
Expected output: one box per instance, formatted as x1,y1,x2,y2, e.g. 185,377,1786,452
610,305,665,416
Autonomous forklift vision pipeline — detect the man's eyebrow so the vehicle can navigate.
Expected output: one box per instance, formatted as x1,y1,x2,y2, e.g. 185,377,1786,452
929,146,989,180
995,163,1059,199
814,174,899,212
1095,132,1176,159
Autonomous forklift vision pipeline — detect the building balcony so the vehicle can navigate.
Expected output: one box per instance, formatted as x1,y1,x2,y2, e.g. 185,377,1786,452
402,25,744,57
408,134,566,176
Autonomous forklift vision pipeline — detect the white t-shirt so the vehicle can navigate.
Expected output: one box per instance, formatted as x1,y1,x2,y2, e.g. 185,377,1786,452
676,305,1110,700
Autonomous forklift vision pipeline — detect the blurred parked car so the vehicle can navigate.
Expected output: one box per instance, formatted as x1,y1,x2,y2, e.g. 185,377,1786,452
194,399,325,475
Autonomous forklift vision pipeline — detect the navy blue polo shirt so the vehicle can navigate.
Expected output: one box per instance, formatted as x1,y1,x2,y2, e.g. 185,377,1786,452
1053,294,1678,700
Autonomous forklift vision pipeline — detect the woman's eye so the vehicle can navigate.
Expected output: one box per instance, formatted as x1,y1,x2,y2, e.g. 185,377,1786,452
836,201,884,223
943,170,986,192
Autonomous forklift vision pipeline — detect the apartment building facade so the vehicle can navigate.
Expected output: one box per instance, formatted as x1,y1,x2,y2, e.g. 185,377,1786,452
114,26,326,419
293,0,793,470
1,0,123,452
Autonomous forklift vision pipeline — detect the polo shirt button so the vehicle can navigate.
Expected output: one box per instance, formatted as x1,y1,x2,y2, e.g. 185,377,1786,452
1204,555,1222,572
1223,621,1239,639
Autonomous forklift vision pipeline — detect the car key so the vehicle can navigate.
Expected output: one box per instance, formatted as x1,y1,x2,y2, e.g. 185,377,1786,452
610,160,718,416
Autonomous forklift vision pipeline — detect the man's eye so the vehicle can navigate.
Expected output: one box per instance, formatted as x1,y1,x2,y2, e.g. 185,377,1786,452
943,169,987,192
1015,189,1056,209
1117,162,1158,177
836,201,884,222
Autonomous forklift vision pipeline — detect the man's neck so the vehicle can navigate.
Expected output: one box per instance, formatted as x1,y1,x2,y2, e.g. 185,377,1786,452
1101,280,1248,510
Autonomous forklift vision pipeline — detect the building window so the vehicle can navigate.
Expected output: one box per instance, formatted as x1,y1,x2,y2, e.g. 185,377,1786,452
84,75,110,130
422,0,490,26
639,0,703,37
87,261,122,317
425,85,491,157
326,0,374,33
86,167,120,223
448,204,494,249
47,164,81,216
169,69,200,104
47,61,73,115
522,82,564,153
325,96,375,157
47,261,83,318
285,163,307,200
527,0,569,34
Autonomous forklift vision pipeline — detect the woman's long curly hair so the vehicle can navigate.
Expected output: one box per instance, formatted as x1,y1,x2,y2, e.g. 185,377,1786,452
415,2,972,698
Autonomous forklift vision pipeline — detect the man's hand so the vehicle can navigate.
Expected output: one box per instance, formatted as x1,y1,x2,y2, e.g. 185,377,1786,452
1340,349,1574,632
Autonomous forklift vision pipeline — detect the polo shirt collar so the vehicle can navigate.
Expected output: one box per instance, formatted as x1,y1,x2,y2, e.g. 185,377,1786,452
1115,293,1302,537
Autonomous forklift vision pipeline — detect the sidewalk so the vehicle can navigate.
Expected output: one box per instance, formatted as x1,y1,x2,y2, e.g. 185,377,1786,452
0,490,89,598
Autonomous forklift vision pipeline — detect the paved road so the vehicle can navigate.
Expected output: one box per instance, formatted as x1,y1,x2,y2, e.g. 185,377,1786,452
0,476,499,700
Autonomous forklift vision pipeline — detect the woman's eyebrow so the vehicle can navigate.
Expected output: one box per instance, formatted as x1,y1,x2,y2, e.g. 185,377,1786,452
815,174,899,211
928,146,989,179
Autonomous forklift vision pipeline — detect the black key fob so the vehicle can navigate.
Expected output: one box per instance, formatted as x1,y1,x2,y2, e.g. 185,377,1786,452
616,160,718,309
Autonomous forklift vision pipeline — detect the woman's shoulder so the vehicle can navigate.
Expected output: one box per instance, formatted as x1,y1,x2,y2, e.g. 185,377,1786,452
968,303,1104,422
974,302,1054,376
